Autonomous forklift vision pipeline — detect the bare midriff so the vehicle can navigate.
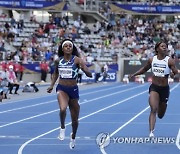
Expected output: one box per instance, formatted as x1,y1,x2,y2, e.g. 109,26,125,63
152,76,168,86
59,79,77,86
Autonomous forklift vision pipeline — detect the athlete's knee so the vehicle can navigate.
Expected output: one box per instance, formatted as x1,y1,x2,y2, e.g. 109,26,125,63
150,107,158,114
159,102,167,108
71,119,79,126
60,108,67,114
77,103,80,109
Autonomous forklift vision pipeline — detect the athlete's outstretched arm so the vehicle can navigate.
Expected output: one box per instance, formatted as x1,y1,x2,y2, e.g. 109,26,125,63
47,60,59,93
130,58,152,78
76,57,92,78
168,58,178,77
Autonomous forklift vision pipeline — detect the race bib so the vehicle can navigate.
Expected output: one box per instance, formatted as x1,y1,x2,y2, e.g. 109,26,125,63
152,63,166,77
59,68,72,78
153,68,165,77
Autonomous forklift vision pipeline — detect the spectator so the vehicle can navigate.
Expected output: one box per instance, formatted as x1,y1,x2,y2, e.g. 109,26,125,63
102,63,108,82
94,59,101,82
0,65,8,100
77,68,83,84
6,65,19,94
40,60,49,82
14,62,24,82
45,48,53,61
86,53,94,65
48,57,55,80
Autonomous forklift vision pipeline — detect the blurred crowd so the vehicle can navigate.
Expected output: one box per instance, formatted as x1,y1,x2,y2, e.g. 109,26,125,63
0,1,179,101
0,2,179,65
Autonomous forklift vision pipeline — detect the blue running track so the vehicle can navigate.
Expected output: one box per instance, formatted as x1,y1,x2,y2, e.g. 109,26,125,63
0,82,179,154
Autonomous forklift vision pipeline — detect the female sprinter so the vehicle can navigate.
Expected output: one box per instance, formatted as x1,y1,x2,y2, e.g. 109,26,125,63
47,39,92,149
130,41,178,137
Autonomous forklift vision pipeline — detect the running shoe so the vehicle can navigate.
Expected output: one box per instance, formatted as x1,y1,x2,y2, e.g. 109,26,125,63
149,130,155,138
58,128,65,140
69,133,75,149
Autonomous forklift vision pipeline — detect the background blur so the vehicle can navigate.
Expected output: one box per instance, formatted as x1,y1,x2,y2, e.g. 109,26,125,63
0,0,179,83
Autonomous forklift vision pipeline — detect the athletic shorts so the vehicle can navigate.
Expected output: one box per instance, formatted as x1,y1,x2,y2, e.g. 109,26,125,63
149,83,170,103
56,84,79,99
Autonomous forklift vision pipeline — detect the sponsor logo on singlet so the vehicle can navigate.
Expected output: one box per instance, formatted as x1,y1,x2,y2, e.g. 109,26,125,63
153,63,166,68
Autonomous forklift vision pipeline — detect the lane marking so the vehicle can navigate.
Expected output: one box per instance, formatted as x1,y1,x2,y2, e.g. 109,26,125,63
0,101,55,114
18,89,148,154
110,83,179,138
98,83,179,154
176,129,180,150
0,83,129,106
0,84,145,115
1,122,180,125
0,110,59,128
80,84,146,105
0,84,146,128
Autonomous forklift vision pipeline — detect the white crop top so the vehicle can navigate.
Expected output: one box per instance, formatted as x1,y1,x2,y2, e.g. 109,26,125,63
151,55,170,77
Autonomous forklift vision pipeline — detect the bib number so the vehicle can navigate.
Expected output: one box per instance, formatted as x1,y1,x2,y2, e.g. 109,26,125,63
59,68,72,78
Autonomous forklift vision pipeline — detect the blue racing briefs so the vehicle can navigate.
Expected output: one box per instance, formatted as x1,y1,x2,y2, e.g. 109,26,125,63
149,83,169,103
56,84,79,99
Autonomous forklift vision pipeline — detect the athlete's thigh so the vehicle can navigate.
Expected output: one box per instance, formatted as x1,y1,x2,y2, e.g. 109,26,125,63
69,99,80,109
69,99,80,118
158,102,167,111
149,91,160,108
57,90,69,109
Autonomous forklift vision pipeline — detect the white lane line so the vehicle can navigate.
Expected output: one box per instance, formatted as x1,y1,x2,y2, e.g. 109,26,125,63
18,89,148,154
0,135,20,138
0,84,145,114
0,136,91,140
80,83,132,96
110,106,149,137
110,83,179,138
79,122,180,125
98,83,179,154
0,100,55,114
0,110,59,128
1,144,96,146
0,94,55,105
80,84,146,105
1,122,180,125
176,129,180,150
0,84,146,128
0,83,129,105
0,84,126,113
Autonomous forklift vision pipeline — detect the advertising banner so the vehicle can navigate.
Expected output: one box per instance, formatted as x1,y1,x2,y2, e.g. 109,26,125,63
23,62,118,82
0,0,67,11
110,3,180,14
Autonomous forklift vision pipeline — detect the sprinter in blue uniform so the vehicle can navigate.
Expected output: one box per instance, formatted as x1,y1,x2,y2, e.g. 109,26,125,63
130,41,178,138
47,39,92,149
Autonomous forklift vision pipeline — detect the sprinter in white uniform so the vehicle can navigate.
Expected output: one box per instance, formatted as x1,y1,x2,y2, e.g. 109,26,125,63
130,41,178,138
